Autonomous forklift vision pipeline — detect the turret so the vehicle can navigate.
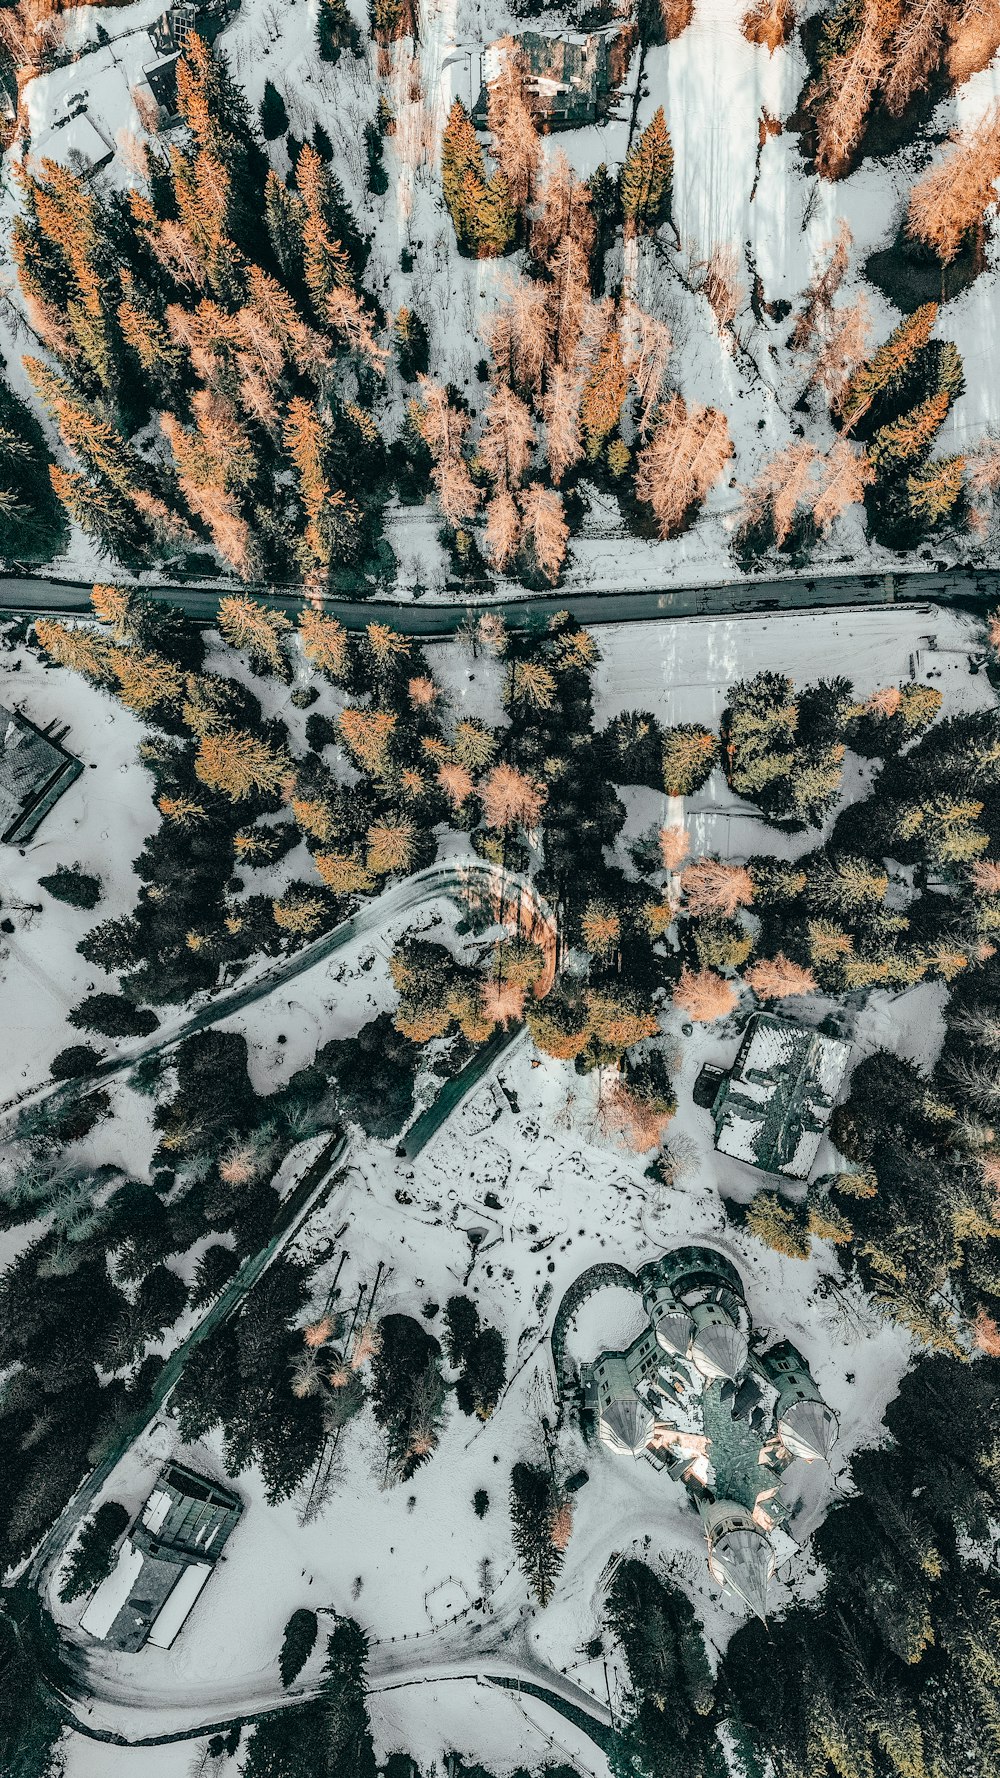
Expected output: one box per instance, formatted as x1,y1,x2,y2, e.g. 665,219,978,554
703,1500,775,1620
689,1299,748,1383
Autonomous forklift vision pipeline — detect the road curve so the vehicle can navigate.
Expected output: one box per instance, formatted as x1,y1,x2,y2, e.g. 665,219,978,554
3,857,555,1124
0,564,995,632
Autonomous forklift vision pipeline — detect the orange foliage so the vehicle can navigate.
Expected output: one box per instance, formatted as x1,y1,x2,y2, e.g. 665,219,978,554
480,763,546,830
742,0,795,51
744,954,818,999
672,965,739,1022
659,825,690,871
680,857,754,917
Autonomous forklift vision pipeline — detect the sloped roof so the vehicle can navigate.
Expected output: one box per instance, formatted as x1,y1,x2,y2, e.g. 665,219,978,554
706,1509,775,1619
713,1013,852,1179
599,1394,655,1456
778,1398,838,1463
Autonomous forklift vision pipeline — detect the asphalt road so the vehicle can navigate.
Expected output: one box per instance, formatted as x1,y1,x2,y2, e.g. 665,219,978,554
0,563,997,632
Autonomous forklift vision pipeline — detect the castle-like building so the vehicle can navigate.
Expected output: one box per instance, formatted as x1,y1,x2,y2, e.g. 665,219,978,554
571,1247,837,1618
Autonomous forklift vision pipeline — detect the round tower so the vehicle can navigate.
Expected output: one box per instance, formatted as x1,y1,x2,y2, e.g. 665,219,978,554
703,1500,775,1619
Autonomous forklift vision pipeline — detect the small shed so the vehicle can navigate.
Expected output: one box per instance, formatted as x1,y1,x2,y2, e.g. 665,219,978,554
0,704,81,843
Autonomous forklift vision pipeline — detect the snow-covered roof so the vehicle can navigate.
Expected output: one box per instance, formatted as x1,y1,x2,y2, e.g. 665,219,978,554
705,1506,776,1620
79,1539,144,1641
146,1561,212,1649
778,1398,839,1464
713,1013,852,1180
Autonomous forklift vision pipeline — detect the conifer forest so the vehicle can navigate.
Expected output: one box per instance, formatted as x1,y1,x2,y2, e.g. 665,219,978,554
1,0,1000,1777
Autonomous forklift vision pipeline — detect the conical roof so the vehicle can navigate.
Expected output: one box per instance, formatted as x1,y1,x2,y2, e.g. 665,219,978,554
653,1310,694,1357
690,1319,748,1383
706,1511,775,1619
599,1395,655,1457
779,1398,838,1463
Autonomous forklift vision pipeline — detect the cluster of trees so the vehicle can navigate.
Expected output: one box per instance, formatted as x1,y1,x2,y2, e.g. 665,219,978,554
242,1617,377,1778
430,98,729,573
600,1357,1000,1778
443,1293,507,1419
802,0,1000,181
0,367,68,563
14,36,388,582
837,303,966,545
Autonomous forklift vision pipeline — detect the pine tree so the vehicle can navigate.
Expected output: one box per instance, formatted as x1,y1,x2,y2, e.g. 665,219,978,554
907,103,1000,265
870,388,952,474
194,728,292,800
621,108,674,233
260,80,289,140
318,0,361,58
478,384,535,489
217,596,291,678
509,1460,567,1606
661,723,718,794
298,608,351,681
635,394,732,536
580,322,628,458
839,303,939,428
441,100,515,257
518,483,568,584
906,454,965,528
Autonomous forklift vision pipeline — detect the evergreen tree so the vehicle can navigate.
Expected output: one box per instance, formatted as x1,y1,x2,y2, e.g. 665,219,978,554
59,1500,129,1602
621,108,673,232
260,79,289,140
280,1607,319,1687
318,0,362,59
509,1461,565,1605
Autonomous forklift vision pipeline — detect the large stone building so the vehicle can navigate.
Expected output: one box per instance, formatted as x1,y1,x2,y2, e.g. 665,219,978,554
568,1247,837,1617
0,703,81,844
80,1463,242,1652
708,1012,852,1180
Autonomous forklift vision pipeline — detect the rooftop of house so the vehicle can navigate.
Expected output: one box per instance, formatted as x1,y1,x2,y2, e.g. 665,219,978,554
0,703,82,843
712,1012,852,1180
473,25,626,130
79,1463,242,1653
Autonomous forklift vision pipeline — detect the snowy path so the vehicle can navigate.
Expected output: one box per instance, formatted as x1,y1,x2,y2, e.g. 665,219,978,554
1,858,556,1120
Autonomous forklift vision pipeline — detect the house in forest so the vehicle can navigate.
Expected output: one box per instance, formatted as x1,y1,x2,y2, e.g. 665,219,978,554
80,1463,242,1652
472,26,632,132
709,1012,851,1180
145,0,240,118
569,1246,837,1617
0,703,81,843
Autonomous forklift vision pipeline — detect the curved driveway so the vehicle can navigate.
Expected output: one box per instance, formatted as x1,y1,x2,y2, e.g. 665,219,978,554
4,857,554,1123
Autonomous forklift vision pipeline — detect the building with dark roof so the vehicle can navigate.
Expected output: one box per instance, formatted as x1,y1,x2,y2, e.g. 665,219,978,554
567,1247,838,1617
80,1463,242,1652
472,26,632,132
0,703,81,843
710,1012,852,1180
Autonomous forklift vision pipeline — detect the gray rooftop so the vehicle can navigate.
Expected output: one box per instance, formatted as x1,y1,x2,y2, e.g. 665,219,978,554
712,1013,852,1179
0,703,81,843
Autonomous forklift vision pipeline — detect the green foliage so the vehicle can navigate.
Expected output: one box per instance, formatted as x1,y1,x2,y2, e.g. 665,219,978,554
317,1011,419,1139
317,0,361,59
621,108,673,232
59,1499,129,1601
509,1460,564,1605
244,1619,376,1778
601,710,665,788
39,864,102,909
441,100,514,258
369,1313,446,1480
661,723,718,796
279,1607,319,1687
260,79,289,139
723,672,849,826
68,993,159,1037
0,373,69,564
50,1043,102,1080
0,1587,67,1778
606,1560,719,1778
